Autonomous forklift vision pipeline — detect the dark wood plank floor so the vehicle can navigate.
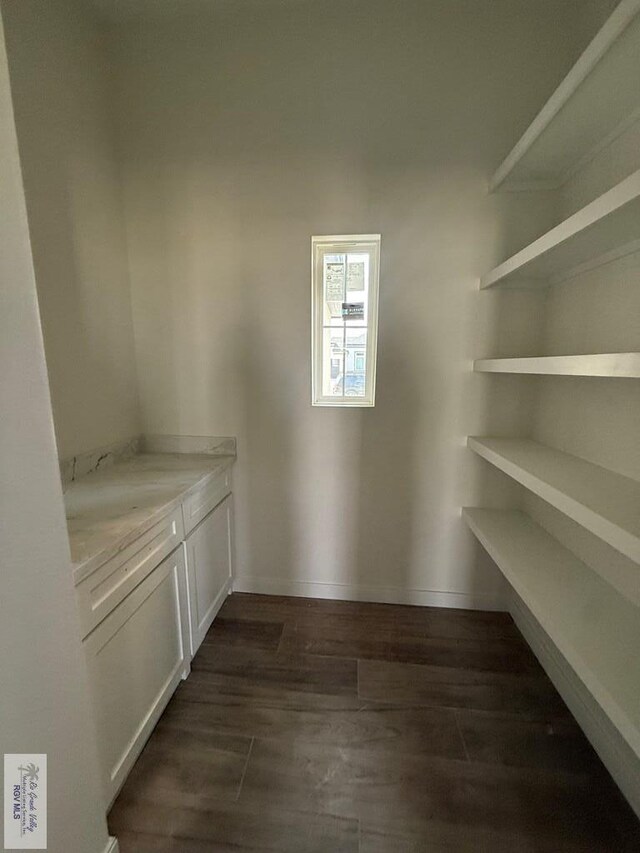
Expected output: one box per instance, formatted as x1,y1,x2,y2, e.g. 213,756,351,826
109,593,640,852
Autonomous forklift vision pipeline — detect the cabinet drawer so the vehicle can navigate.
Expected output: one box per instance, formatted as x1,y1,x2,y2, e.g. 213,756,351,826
182,466,232,536
75,507,184,637
83,547,190,806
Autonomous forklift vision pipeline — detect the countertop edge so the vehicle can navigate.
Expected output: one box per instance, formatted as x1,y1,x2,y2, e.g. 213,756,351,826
70,455,235,585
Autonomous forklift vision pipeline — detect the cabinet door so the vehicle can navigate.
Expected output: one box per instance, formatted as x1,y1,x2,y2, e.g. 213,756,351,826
83,547,190,807
184,494,234,655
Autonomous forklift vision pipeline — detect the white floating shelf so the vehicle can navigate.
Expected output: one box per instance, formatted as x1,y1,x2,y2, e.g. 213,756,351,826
474,353,640,378
490,0,640,191
463,508,640,758
481,169,640,289
467,436,640,563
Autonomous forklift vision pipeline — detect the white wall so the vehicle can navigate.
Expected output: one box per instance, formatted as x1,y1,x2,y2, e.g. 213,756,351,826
1,0,139,461
0,14,111,852
111,0,600,607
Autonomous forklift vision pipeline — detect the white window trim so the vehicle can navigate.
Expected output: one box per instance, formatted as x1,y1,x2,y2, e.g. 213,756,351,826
311,234,381,407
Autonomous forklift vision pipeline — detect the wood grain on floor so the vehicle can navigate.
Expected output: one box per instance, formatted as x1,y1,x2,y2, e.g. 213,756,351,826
109,593,640,852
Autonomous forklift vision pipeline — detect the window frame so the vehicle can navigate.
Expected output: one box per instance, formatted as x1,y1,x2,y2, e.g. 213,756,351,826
311,234,381,407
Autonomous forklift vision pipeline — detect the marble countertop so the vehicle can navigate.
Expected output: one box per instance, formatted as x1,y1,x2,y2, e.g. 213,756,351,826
64,453,234,583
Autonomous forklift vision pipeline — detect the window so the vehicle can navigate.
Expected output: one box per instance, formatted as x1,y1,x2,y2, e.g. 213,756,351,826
311,234,380,406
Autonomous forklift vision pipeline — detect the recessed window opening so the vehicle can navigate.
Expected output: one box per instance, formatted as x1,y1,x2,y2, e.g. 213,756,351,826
311,234,381,407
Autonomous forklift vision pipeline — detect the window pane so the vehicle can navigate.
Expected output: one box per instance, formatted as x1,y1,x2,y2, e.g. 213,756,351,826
323,254,346,326
343,253,368,327
322,328,346,397
322,252,370,327
341,329,367,397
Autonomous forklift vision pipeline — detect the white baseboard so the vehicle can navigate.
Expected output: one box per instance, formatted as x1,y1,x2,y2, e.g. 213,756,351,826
509,590,640,820
232,576,505,611
104,837,119,853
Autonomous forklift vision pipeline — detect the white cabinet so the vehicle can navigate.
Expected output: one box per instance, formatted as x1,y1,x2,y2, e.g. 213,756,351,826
75,507,184,638
83,547,190,806
184,493,234,655
77,459,235,805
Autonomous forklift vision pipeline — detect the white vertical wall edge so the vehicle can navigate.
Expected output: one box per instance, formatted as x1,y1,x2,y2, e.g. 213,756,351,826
104,838,120,853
